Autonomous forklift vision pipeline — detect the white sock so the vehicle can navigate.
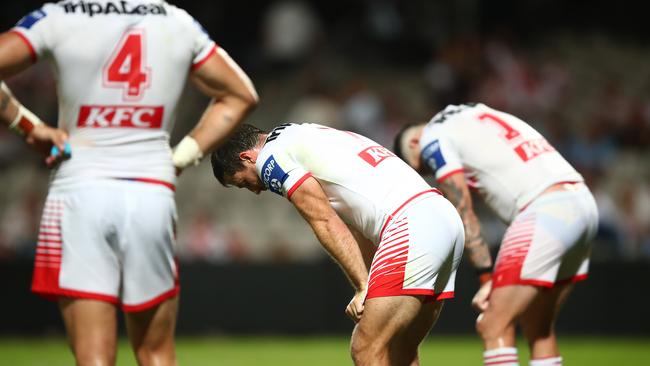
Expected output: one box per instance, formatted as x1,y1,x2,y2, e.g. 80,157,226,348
483,347,519,366
530,356,562,365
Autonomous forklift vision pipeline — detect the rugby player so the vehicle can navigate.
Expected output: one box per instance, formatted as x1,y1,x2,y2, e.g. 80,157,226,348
394,103,598,366
211,123,465,366
0,1,258,365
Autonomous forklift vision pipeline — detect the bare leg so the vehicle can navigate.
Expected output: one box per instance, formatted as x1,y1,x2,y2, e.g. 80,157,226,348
125,297,178,366
59,298,118,366
476,285,541,350
351,296,443,366
519,283,574,359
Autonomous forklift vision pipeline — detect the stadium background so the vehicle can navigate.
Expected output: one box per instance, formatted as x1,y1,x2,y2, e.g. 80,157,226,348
1,0,648,365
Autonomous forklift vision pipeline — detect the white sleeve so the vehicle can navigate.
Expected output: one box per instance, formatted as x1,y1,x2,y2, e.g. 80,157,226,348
419,123,464,182
168,5,217,70
10,3,60,61
257,147,311,200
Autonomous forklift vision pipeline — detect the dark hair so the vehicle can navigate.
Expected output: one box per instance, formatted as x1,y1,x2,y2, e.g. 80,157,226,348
392,123,420,161
211,124,266,186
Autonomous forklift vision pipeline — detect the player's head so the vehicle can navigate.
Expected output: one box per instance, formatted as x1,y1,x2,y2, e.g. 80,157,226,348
211,124,268,194
393,123,427,173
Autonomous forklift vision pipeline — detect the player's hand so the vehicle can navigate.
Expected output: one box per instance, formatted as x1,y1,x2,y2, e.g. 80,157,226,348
345,287,367,323
25,124,70,167
472,279,492,312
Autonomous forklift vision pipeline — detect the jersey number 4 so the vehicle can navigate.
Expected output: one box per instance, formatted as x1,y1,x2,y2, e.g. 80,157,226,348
103,30,151,100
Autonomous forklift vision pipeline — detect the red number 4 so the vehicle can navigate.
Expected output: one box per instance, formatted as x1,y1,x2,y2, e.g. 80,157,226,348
103,30,150,100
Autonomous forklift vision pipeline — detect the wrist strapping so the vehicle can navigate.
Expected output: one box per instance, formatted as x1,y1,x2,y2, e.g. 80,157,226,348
172,136,203,169
9,104,43,137
476,266,493,285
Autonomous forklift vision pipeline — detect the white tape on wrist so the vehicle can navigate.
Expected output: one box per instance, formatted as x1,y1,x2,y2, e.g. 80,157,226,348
9,105,43,136
172,136,203,169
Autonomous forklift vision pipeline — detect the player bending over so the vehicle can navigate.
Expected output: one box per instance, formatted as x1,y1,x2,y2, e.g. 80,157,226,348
394,103,598,366
211,123,465,366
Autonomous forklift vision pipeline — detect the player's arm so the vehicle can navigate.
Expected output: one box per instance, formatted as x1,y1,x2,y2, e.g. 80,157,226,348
346,223,376,271
289,177,369,322
173,48,259,172
438,172,493,283
0,32,68,164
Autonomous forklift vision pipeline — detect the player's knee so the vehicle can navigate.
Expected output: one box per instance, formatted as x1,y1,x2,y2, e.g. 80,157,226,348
476,312,504,341
351,329,384,365
74,349,115,366
134,346,176,366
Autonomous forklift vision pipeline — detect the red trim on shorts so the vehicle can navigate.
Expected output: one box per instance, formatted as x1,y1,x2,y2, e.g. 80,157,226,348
366,289,454,302
378,189,441,241
436,169,464,183
287,173,313,199
117,177,176,191
191,45,217,71
33,287,121,305
122,286,179,312
493,274,589,289
9,30,36,63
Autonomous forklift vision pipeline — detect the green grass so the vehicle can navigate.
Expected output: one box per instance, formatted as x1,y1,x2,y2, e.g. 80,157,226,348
0,336,648,365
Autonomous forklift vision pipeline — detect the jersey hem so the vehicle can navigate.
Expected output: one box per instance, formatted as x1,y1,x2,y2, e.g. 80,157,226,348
9,30,37,63
286,172,313,199
436,168,464,183
191,44,217,71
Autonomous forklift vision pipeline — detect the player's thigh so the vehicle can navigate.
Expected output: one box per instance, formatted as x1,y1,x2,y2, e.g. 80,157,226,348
355,295,438,347
125,296,179,350
59,298,118,354
120,184,179,311
481,285,541,330
519,283,574,338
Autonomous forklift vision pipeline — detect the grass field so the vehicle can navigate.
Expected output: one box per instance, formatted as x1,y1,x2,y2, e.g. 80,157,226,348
0,336,648,365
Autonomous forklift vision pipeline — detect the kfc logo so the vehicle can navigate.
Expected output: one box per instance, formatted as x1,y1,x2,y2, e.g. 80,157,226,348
514,138,555,162
78,105,164,128
358,146,395,167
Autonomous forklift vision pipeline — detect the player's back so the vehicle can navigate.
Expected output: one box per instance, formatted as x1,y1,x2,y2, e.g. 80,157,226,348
260,123,433,243
421,103,583,222
12,0,216,186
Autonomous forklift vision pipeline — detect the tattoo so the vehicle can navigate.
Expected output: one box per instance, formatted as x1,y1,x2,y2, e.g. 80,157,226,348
439,179,493,269
0,92,10,113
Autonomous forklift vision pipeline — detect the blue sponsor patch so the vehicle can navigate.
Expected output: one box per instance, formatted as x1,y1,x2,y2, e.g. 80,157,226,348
16,9,47,30
261,155,288,196
421,140,446,171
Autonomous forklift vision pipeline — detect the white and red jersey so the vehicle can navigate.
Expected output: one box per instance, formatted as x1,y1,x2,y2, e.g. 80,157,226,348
420,103,583,223
256,123,436,244
11,0,218,187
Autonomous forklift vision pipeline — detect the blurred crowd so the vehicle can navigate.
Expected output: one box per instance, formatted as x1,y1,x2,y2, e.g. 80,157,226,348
1,1,648,263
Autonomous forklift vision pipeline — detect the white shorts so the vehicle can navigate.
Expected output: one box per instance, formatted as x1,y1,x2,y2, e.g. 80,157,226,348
367,190,464,301
493,183,598,289
32,179,179,312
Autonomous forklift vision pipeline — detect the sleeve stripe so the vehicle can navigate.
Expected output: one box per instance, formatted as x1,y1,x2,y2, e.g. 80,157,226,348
190,44,217,71
286,173,313,200
9,30,37,63
436,169,464,183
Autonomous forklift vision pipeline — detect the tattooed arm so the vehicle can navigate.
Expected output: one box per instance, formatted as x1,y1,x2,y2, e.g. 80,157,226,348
438,171,493,284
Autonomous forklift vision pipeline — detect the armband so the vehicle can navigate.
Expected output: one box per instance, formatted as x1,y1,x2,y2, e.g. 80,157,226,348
9,104,43,137
172,136,203,169
476,266,493,285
